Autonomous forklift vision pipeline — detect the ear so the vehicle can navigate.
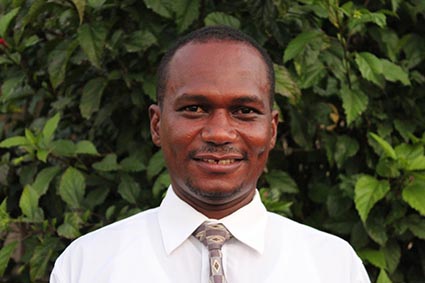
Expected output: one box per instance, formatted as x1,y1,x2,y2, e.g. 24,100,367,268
149,104,161,147
269,110,279,148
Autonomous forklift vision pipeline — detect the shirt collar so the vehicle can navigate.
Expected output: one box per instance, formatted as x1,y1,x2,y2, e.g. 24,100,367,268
158,186,267,255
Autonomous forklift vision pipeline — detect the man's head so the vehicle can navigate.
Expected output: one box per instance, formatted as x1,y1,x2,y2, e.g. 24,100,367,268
149,26,278,219
156,25,275,109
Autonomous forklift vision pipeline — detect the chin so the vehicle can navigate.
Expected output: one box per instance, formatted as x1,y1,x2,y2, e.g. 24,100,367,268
186,179,243,202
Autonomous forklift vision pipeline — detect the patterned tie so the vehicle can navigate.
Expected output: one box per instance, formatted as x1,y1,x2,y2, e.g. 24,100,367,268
194,222,232,283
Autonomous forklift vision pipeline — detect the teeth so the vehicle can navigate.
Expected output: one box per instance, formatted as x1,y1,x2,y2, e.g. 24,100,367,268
202,159,235,164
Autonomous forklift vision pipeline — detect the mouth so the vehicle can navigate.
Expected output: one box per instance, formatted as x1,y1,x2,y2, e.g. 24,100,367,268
200,158,238,165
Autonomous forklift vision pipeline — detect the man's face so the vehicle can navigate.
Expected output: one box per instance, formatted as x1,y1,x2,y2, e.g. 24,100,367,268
149,41,278,218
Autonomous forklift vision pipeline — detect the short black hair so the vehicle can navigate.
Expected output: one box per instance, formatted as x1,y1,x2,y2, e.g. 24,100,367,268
156,25,275,109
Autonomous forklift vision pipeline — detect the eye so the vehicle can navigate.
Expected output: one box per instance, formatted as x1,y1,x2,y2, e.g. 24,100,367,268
236,107,255,114
182,105,204,113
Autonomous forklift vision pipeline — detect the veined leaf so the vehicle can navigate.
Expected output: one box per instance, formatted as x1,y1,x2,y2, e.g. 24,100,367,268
152,171,170,198
0,241,17,276
29,238,58,281
369,133,397,159
80,77,108,119
59,167,86,209
57,212,82,239
340,85,368,125
265,170,299,194
0,7,20,38
171,0,200,33
274,64,301,104
75,140,98,155
42,113,60,144
355,175,390,222
19,185,44,221
71,0,86,24
0,136,29,148
283,30,322,62
118,175,140,204
51,139,76,157
381,59,410,86
143,0,173,18
120,156,145,172
147,150,165,180
77,23,107,69
32,166,61,196
87,0,106,9
377,269,392,283
204,12,241,28
92,154,120,171
48,40,79,89
124,30,157,53
355,52,384,87
358,248,386,269
402,176,425,216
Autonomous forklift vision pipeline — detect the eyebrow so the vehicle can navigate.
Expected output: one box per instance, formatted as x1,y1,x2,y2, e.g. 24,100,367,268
174,93,266,107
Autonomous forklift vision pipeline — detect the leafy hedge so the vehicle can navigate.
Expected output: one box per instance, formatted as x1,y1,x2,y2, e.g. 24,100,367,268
1,0,424,282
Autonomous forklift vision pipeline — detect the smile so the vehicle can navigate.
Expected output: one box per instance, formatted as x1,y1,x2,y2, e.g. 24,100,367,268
202,159,236,165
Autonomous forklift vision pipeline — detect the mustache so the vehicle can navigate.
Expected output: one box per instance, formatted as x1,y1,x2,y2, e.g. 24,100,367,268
188,145,248,159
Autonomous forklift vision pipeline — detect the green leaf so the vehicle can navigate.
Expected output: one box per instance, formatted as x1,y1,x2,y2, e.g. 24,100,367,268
48,40,79,89
274,64,301,104
382,241,401,273
87,0,106,9
369,133,397,159
124,30,157,53
147,150,166,180
0,7,20,38
334,135,359,168
377,269,392,283
22,0,46,29
42,113,60,144
59,167,86,209
71,0,86,24
171,0,200,33
0,136,29,148
118,175,140,204
152,171,171,198
29,238,58,281
77,23,108,69
355,175,390,222
80,77,108,119
92,154,120,171
340,85,368,125
0,198,10,231
57,212,82,239
358,249,386,269
75,140,98,155
204,12,241,28
120,156,145,172
402,176,425,216
0,241,17,277
406,215,425,240
283,30,322,62
381,59,410,85
32,166,61,196
143,0,173,18
19,185,44,221
406,156,425,171
265,170,299,194
51,139,76,157
355,52,384,87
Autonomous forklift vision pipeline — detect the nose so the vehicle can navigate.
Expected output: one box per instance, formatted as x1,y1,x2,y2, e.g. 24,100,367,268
200,110,237,145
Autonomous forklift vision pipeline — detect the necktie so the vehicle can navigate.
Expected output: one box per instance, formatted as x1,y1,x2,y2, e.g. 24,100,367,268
194,222,232,283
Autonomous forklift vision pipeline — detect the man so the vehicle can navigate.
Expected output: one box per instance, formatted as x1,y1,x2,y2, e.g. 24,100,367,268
50,26,370,283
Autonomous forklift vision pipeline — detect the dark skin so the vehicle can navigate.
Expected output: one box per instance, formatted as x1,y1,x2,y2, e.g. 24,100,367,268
149,41,278,219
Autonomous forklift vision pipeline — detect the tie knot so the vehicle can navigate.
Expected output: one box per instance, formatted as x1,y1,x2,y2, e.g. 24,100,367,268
194,222,232,250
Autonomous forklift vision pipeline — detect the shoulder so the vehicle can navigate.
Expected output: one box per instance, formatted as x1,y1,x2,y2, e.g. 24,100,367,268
266,212,359,257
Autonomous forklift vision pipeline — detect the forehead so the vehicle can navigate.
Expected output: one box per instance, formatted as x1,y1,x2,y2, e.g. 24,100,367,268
165,41,269,103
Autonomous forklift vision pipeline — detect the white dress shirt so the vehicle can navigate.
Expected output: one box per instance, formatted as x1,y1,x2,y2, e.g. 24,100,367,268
50,186,370,283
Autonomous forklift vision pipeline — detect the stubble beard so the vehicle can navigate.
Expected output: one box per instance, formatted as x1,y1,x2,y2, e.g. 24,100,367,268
186,177,243,203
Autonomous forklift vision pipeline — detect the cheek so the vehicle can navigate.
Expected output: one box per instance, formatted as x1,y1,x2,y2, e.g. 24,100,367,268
240,124,273,154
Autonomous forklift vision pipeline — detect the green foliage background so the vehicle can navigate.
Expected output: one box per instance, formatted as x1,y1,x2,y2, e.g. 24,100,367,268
0,0,424,282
